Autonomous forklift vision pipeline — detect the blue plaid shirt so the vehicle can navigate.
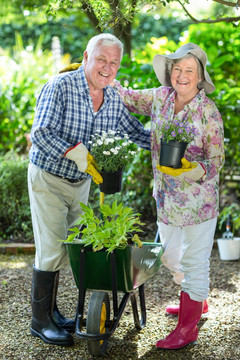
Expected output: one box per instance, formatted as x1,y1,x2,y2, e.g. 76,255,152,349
29,66,150,180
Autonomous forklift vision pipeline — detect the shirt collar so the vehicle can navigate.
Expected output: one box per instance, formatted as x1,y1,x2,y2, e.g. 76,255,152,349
169,88,205,111
74,66,90,93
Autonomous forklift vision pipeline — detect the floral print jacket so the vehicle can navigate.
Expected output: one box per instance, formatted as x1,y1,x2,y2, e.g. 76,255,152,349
114,82,225,226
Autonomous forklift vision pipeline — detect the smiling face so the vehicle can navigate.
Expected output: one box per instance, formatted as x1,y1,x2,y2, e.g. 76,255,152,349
170,56,202,100
83,42,121,91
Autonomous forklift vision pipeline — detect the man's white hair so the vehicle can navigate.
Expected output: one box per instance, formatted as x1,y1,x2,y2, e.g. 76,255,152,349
83,33,123,65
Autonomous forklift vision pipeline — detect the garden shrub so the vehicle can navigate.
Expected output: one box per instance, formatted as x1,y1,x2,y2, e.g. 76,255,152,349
0,152,33,243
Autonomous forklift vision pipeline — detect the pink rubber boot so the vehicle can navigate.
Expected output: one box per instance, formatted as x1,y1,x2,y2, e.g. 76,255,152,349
156,291,203,349
166,299,208,315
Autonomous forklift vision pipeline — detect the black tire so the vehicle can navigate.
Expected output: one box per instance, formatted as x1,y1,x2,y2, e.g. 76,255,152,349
86,291,110,356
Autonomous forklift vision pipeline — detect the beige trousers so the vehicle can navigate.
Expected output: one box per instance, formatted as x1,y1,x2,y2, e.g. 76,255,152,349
158,218,217,302
28,163,91,271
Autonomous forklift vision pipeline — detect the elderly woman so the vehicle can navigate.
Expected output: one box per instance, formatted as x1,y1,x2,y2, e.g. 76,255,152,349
113,43,225,349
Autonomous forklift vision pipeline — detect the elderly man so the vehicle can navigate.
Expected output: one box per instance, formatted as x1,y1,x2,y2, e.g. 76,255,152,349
28,33,150,346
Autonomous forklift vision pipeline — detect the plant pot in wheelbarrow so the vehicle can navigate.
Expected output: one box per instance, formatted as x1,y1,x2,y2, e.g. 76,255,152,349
65,242,163,293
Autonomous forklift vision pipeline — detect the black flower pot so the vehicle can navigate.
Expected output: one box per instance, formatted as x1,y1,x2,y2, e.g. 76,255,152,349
160,140,188,168
99,169,123,194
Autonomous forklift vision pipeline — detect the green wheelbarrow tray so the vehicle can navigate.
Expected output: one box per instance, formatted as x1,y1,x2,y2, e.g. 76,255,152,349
65,241,163,293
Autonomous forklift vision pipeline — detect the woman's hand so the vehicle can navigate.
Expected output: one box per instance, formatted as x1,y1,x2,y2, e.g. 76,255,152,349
157,158,206,181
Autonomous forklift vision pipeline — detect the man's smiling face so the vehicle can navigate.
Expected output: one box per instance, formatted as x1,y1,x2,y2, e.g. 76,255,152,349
84,43,121,91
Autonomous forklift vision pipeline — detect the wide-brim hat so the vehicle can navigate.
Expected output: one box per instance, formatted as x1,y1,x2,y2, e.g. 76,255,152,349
153,42,215,94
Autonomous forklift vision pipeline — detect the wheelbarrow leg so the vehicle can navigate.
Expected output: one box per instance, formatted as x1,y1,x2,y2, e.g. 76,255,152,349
130,284,146,330
75,248,86,333
110,251,119,320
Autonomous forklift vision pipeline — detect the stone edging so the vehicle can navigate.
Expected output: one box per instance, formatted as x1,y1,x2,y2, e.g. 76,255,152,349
0,241,218,255
0,243,35,255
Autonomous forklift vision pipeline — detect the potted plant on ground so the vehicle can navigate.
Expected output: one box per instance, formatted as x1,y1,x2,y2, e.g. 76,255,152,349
156,116,199,168
88,130,137,194
217,203,240,260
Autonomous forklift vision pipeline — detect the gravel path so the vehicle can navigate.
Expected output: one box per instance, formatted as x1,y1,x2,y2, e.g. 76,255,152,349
0,246,239,360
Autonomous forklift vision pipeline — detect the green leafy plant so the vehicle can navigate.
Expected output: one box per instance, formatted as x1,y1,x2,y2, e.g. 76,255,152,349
0,151,32,242
89,130,137,172
64,200,144,253
156,116,199,144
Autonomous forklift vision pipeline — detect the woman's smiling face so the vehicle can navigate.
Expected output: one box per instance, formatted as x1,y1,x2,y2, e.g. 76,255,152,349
170,56,201,99
84,43,121,91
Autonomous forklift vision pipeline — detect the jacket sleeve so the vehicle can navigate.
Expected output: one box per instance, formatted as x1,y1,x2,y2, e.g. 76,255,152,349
114,80,154,116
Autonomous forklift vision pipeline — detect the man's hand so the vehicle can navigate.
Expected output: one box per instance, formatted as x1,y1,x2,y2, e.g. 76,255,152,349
59,63,81,73
157,158,205,181
65,143,103,185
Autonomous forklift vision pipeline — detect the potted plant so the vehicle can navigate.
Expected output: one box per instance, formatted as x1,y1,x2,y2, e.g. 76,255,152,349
156,116,199,168
217,203,240,260
89,130,137,194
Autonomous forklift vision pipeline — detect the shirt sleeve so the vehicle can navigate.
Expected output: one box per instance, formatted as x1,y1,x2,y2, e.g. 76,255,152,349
30,79,70,162
114,80,154,116
114,94,151,151
200,102,225,181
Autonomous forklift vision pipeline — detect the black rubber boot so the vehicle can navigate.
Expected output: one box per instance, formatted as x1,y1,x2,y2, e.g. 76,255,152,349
31,265,74,346
52,271,76,333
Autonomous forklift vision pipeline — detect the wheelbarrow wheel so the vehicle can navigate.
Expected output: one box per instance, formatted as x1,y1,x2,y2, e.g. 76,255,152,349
86,291,110,356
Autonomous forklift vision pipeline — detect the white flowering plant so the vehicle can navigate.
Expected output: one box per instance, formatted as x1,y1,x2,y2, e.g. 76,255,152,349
89,130,137,172
157,116,199,144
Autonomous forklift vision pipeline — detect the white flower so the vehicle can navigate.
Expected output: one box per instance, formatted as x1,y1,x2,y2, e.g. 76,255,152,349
104,138,115,145
110,148,119,155
90,130,137,172
88,140,93,144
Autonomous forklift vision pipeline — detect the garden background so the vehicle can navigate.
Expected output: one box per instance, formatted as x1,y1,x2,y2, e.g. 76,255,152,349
0,0,239,243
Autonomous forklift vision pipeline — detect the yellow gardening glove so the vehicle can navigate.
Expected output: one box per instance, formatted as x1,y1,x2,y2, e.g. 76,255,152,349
59,63,81,74
157,158,205,181
65,142,103,185
86,153,103,185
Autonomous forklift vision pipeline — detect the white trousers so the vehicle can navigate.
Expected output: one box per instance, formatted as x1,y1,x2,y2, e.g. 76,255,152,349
28,163,91,271
158,218,217,302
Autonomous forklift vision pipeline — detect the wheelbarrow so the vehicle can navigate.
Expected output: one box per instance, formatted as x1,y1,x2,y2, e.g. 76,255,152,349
65,190,163,356
66,240,163,356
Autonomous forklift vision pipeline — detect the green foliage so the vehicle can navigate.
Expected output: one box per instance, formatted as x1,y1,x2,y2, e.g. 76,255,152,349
132,14,189,49
65,200,144,253
0,33,66,155
0,14,96,62
188,22,240,168
0,152,32,242
218,203,240,237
